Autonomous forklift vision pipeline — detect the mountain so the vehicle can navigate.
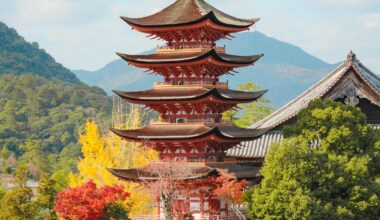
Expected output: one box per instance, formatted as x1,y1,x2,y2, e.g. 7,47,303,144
74,32,335,108
0,22,80,84
0,22,112,173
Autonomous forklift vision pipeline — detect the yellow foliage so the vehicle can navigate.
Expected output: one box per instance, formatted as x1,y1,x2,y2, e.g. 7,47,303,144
70,106,158,215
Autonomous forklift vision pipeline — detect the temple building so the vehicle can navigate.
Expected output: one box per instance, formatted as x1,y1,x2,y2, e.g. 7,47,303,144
108,0,266,218
227,51,380,159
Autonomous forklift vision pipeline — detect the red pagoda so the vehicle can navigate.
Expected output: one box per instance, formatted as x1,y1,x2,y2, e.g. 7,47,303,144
108,0,267,218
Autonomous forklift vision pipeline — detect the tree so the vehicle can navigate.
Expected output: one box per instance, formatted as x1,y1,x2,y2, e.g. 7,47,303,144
214,174,247,218
222,82,272,128
69,104,158,215
140,162,205,220
103,202,129,220
55,181,129,220
245,99,380,219
36,173,59,220
0,164,37,220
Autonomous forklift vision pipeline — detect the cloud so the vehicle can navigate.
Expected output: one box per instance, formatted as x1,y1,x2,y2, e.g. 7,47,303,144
0,0,379,73
362,13,380,29
316,0,371,7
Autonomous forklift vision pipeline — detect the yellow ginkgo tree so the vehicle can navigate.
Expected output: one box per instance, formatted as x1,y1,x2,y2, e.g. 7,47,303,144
69,104,158,215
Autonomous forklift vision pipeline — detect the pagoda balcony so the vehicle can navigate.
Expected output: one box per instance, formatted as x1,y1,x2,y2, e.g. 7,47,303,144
157,42,225,53
153,81,228,89
150,118,232,126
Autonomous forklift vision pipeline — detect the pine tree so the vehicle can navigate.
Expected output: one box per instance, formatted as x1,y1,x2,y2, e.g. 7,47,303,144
0,164,37,220
36,173,58,220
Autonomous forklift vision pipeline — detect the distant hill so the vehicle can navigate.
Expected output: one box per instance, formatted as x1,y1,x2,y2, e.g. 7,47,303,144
0,22,112,173
0,22,80,84
74,32,335,108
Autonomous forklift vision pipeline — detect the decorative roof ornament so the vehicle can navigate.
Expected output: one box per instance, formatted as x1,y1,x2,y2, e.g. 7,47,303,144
346,50,358,63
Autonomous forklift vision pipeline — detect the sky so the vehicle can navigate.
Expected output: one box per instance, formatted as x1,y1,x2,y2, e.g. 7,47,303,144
0,0,379,73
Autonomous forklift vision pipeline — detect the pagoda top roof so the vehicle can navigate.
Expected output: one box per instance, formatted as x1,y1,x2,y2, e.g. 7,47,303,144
111,124,267,141
113,87,267,102
107,163,260,182
251,51,380,130
121,0,259,28
117,49,263,66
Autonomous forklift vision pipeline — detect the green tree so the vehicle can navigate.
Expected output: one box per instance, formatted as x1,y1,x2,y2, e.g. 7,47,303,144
103,202,129,220
0,186,6,200
36,173,59,220
19,140,50,178
0,147,11,159
0,164,37,220
245,99,380,219
222,82,272,128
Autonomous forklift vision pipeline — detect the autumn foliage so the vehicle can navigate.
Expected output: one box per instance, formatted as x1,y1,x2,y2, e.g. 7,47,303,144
214,175,247,205
55,181,129,220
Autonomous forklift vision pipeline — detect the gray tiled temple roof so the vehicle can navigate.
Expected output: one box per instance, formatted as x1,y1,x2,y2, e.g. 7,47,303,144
251,51,380,131
227,125,380,159
226,51,380,159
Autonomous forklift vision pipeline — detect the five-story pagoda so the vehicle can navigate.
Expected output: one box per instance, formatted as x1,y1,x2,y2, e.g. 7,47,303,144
108,0,267,218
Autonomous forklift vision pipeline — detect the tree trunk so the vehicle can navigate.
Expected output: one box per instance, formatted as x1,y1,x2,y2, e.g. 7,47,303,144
161,193,173,220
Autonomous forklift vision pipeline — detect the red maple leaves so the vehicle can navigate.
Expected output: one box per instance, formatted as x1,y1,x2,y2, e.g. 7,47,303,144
55,181,129,220
214,175,247,205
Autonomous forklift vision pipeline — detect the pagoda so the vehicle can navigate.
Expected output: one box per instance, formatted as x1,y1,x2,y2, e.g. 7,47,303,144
108,0,267,218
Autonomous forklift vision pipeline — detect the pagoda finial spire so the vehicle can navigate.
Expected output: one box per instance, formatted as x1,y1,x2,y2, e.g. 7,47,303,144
347,50,357,63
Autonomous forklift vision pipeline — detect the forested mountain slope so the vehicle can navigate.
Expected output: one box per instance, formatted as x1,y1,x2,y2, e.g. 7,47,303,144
0,22,80,84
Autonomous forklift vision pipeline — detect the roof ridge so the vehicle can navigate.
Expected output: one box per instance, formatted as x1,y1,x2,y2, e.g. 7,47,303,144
250,62,348,129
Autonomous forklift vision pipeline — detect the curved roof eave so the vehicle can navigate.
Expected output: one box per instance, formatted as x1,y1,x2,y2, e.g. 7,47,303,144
112,88,267,102
116,50,263,65
121,10,259,29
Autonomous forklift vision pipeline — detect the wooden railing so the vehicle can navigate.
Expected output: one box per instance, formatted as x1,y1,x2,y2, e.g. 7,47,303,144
132,215,241,220
157,43,225,51
153,81,228,88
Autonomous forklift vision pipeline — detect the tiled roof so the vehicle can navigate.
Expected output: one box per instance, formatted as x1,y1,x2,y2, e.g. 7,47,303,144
121,0,259,28
113,88,267,102
251,51,380,130
117,50,263,65
111,124,267,141
226,131,283,158
227,125,380,158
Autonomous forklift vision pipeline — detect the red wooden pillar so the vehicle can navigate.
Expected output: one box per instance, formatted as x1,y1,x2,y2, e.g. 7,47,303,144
200,194,204,217
157,196,161,217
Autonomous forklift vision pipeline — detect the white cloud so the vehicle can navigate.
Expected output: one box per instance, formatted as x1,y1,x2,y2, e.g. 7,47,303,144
15,0,77,23
362,13,380,29
316,0,371,7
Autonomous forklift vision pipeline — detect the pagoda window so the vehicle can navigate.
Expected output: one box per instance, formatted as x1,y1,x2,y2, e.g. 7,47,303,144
175,148,186,154
190,202,201,211
221,201,226,209
176,118,186,123
189,157,199,162
204,202,209,211
190,148,199,154
208,156,217,162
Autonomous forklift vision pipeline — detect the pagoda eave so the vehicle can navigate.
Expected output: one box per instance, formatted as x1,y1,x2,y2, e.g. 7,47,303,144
121,6,259,29
107,165,219,182
113,88,267,104
110,126,267,142
117,50,263,67
125,17,252,34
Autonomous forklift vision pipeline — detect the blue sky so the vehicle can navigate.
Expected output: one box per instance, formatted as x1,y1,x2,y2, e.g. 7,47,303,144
0,0,379,73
